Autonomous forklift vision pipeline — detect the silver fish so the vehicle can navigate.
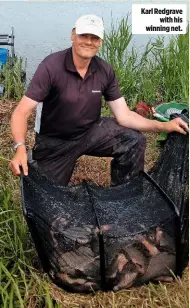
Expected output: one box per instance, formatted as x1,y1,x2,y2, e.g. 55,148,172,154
137,235,159,256
113,262,138,291
50,216,70,247
62,226,93,244
108,253,128,279
137,252,176,284
155,227,175,253
124,245,148,275
154,275,174,282
56,255,76,276
52,216,70,230
73,281,100,292
60,246,100,278
56,272,87,286
55,272,100,292
117,253,128,273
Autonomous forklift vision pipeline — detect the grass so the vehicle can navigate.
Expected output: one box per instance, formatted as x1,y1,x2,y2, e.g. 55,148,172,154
0,56,26,101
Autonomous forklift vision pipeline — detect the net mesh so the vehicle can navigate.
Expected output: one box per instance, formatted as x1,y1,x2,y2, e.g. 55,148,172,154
22,129,189,293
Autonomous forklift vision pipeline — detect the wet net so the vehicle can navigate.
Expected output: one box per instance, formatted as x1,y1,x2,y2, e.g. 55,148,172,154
21,128,189,292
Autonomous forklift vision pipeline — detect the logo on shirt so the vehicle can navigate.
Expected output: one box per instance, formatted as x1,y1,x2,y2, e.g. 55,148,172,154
92,90,101,93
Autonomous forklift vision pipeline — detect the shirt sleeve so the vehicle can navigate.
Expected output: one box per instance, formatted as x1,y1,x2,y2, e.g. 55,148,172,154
103,66,122,102
25,61,52,102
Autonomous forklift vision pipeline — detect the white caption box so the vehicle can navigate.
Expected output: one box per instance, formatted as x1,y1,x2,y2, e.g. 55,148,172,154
132,4,187,34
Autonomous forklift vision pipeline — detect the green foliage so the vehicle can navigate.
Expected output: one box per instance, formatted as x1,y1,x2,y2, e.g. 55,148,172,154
99,17,143,106
100,17,189,113
0,188,36,307
0,56,26,101
149,31,189,104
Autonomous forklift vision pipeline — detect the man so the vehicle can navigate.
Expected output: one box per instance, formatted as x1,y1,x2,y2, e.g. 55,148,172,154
9,14,188,186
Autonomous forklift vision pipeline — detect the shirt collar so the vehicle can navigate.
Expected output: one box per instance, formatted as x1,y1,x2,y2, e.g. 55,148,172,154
65,47,97,74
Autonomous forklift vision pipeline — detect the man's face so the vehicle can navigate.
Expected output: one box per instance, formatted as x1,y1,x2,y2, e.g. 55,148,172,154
71,29,102,60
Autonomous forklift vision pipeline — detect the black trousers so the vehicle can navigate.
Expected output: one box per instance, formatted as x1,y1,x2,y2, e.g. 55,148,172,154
32,117,146,186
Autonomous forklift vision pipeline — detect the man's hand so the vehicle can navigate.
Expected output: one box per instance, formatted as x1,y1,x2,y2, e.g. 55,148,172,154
9,95,38,177
9,146,28,176
164,118,189,135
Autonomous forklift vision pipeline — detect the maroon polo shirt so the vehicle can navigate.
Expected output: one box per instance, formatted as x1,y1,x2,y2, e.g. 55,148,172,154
25,47,122,139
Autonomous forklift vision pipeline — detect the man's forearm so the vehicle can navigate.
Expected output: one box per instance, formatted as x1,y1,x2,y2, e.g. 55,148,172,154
108,97,188,135
118,111,165,132
10,112,28,144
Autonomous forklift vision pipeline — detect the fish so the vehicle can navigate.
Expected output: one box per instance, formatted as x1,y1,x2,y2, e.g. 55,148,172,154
137,252,176,284
155,227,164,245
83,281,99,290
95,224,114,233
154,275,174,282
108,252,128,279
78,259,100,279
137,235,160,256
50,216,70,247
117,253,128,273
155,227,175,253
60,246,100,279
113,262,138,291
56,255,76,276
123,245,148,275
56,272,87,285
52,216,70,230
90,235,100,254
55,272,100,292
62,226,93,244
72,281,100,293
101,224,111,231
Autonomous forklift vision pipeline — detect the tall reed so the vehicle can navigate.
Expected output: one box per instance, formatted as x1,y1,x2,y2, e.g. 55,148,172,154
149,30,189,103
0,56,26,101
0,187,36,307
99,17,189,111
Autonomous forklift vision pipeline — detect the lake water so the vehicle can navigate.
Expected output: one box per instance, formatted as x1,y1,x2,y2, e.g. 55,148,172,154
0,1,188,81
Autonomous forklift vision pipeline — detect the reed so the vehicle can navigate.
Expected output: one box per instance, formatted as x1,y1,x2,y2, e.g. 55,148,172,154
100,17,189,112
0,56,26,101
